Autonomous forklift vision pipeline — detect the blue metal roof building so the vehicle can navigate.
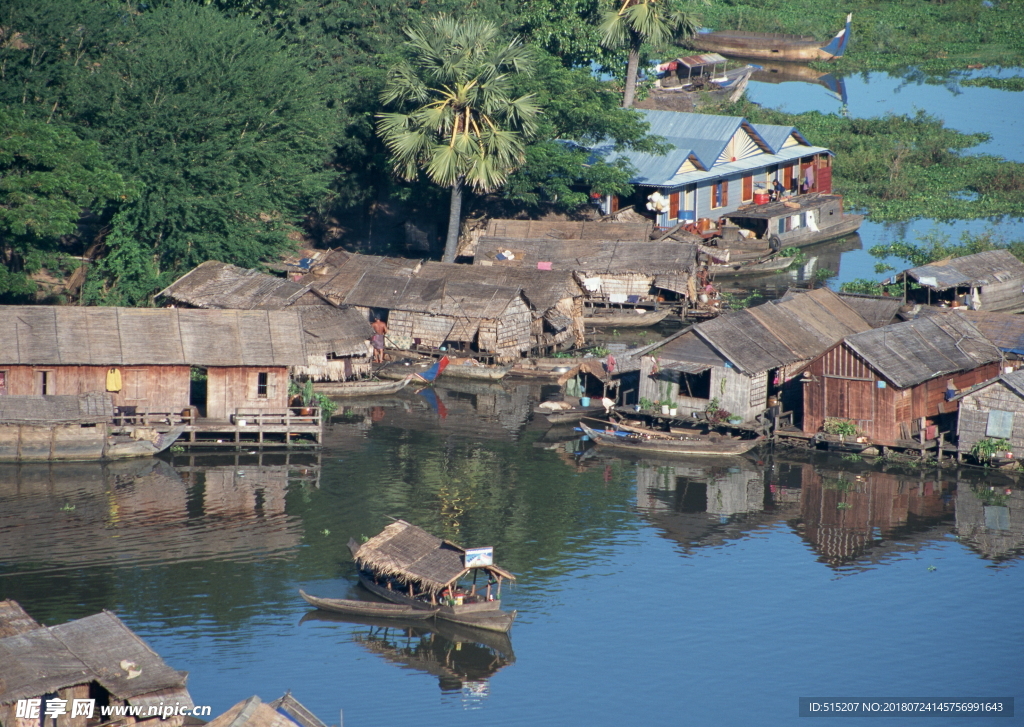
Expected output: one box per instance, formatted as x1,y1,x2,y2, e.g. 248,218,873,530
592,109,834,227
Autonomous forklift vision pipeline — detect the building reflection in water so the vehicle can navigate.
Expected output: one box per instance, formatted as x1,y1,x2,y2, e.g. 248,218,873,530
299,610,515,708
631,450,1023,568
0,453,319,572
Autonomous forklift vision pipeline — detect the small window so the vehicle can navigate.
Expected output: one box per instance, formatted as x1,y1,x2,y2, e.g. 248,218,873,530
711,181,728,209
986,409,1014,438
0,370,7,395
257,372,269,398
36,370,54,395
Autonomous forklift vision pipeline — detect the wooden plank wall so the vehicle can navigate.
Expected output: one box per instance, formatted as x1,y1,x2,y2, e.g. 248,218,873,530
0,365,190,411
979,278,1024,312
206,366,289,420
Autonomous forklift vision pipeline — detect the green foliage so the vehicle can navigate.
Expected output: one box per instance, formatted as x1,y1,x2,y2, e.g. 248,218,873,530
823,417,858,436
867,229,1024,268
638,397,655,410
972,486,1010,507
961,77,1024,92
839,278,904,297
588,346,611,357
970,437,1012,463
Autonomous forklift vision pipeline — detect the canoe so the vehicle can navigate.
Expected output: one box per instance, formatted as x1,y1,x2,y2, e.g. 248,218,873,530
579,422,762,457
583,308,671,328
313,377,411,396
299,589,437,620
710,256,794,277
534,404,609,425
376,355,450,383
687,14,852,62
650,64,754,107
439,362,512,381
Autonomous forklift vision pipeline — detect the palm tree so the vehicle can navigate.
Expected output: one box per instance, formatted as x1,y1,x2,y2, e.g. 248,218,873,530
376,16,541,263
599,0,698,108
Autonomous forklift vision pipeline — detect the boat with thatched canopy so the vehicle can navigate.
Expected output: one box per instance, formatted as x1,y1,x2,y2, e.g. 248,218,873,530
348,519,516,633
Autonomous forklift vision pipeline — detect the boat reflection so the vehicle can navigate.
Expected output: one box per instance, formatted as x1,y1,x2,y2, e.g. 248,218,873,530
745,60,849,104
300,609,515,704
955,483,1024,564
0,454,318,571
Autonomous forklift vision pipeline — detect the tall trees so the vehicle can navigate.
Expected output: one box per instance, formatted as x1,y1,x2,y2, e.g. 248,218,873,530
599,0,698,108
376,16,541,262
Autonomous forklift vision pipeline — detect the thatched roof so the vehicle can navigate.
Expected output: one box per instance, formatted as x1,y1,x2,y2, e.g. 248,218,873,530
0,600,40,638
351,520,514,594
156,260,325,309
206,694,327,727
845,313,1001,389
298,306,372,358
475,237,700,277
0,609,190,705
652,288,872,375
896,250,1024,290
0,392,111,425
0,307,306,367
483,218,653,241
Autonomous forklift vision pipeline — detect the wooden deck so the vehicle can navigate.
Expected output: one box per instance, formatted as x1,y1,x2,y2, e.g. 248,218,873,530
113,407,322,450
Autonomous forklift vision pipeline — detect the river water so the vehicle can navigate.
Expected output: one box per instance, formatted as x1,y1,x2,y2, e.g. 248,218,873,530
0,382,1021,726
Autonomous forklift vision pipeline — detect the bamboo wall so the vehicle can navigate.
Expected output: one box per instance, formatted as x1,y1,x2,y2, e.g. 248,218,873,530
802,343,1000,444
978,279,1024,312
957,381,1024,457
0,365,190,411
206,366,290,420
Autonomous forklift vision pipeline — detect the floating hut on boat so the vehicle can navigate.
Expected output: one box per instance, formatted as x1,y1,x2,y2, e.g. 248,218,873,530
589,110,836,230
892,250,1024,314
304,251,585,359
800,313,1002,447
474,237,710,319
157,260,374,381
206,693,328,727
954,369,1024,463
636,288,873,424
350,519,517,633
0,601,194,727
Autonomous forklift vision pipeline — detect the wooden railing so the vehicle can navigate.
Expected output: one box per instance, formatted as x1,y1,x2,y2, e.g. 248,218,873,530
233,408,321,427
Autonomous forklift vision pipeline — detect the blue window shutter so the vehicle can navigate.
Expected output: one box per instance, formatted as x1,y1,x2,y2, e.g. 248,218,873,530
985,409,1014,438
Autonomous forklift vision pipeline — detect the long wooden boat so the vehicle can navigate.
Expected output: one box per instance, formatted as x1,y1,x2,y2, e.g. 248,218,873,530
534,404,610,425
580,422,762,456
583,308,671,328
313,377,411,396
439,361,512,381
349,521,517,634
710,255,794,277
687,14,852,62
298,589,437,620
376,355,450,383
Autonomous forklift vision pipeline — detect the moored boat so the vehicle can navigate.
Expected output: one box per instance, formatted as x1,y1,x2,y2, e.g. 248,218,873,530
376,355,450,383
579,422,762,456
723,194,864,251
298,589,437,619
687,14,852,62
348,519,517,633
583,308,671,328
313,377,412,396
534,403,610,425
439,360,512,381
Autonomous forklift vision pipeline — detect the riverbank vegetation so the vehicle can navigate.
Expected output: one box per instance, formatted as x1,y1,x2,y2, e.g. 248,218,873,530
2,0,1022,306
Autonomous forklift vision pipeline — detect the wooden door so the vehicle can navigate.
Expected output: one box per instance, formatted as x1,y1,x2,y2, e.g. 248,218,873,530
669,192,679,220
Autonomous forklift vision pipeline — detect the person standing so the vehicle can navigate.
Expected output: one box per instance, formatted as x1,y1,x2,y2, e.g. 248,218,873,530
371,316,388,363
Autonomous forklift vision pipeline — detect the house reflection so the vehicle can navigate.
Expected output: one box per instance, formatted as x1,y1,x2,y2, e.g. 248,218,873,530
0,453,318,570
955,484,1024,564
300,610,514,706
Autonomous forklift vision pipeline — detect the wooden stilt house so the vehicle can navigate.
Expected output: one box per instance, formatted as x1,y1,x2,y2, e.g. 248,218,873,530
474,237,703,309
157,260,373,381
0,601,194,727
954,369,1024,461
0,307,304,420
894,250,1024,313
801,313,1002,445
636,288,873,423
304,252,585,358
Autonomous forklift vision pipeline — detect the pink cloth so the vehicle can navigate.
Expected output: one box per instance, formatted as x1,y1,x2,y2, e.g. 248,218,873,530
537,261,553,270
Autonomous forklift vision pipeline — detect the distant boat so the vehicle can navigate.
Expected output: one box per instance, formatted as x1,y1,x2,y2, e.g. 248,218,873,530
376,355,450,383
439,361,512,381
580,422,762,457
651,55,755,106
687,14,852,62
583,307,671,328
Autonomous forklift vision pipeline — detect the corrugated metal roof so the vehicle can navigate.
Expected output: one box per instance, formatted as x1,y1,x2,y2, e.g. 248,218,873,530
675,53,727,67
845,314,1001,389
588,109,825,188
898,250,1024,290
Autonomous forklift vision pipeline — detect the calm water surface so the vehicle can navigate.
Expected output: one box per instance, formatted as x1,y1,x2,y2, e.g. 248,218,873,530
1,387,1021,727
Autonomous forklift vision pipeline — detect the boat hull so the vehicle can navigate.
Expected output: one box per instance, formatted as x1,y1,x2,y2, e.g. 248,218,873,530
439,364,512,381
689,34,835,61
0,423,184,462
580,423,762,457
312,378,410,396
358,574,516,633
535,405,609,425
299,589,437,619
583,309,671,328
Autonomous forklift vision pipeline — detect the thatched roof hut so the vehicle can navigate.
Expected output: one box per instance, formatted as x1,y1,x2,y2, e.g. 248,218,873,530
474,237,702,301
895,250,1024,313
351,520,514,595
0,606,192,720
